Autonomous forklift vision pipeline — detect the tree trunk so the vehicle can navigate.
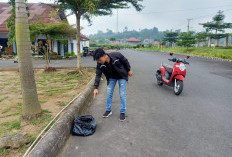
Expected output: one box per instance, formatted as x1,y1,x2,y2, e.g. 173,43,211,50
76,13,81,70
51,40,54,53
202,42,205,47
208,37,211,47
15,0,41,119
45,36,49,68
215,38,219,47
224,36,228,47
204,39,207,47
173,43,175,48
214,29,218,48
197,42,199,47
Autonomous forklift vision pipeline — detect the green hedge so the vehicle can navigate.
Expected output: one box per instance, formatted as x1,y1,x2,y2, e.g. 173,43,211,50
136,47,232,59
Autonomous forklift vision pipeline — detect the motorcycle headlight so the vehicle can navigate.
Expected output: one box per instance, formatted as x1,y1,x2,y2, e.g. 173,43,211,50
176,63,186,71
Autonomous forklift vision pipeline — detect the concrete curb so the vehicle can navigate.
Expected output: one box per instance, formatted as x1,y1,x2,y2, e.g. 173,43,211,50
27,77,95,157
0,67,81,72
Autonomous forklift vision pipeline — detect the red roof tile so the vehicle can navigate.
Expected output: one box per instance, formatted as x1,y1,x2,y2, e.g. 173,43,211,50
0,2,63,33
127,37,140,42
80,34,89,41
0,2,89,40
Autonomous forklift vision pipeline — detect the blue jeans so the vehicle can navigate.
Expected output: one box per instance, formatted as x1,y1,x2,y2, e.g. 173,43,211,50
106,78,127,113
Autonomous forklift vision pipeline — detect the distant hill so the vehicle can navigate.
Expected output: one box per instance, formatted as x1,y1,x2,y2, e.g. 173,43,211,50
89,27,164,44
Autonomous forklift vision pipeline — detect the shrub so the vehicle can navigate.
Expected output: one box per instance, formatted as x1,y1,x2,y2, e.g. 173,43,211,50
148,43,152,48
65,52,70,58
70,51,76,57
50,52,62,59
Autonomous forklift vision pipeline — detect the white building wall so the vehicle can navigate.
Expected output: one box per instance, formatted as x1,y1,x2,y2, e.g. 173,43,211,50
71,40,88,55
60,43,64,56
73,40,77,55
33,35,89,56
53,41,58,53
68,39,72,53
36,34,47,40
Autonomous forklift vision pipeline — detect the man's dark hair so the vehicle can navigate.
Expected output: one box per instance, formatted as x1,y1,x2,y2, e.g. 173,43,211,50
93,48,105,61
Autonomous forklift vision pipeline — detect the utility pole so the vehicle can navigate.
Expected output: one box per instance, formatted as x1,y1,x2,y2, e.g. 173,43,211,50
117,9,119,34
187,18,193,32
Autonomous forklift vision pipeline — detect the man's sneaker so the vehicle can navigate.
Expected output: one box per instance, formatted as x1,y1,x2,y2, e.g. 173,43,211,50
102,111,112,118
120,113,126,121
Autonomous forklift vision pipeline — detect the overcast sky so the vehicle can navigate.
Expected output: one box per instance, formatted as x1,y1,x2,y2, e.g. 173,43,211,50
1,0,232,36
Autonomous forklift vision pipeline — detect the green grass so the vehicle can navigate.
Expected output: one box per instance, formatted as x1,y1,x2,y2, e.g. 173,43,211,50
1,119,21,130
0,96,9,103
30,113,52,125
0,112,21,118
42,109,52,113
57,101,68,107
19,144,28,153
39,100,48,104
0,148,9,155
0,86,5,91
0,129,3,136
3,82,11,86
44,85,76,97
26,133,37,143
7,132,18,136
2,106,12,114
137,47,232,59
64,75,81,81
62,94,71,98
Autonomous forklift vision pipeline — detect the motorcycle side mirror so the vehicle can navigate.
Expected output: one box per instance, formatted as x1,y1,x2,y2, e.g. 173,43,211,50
187,55,190,59
169,52,173,56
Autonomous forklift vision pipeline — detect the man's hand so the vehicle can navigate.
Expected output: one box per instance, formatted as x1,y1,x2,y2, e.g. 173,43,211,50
128,71,133,77
94,89,99,98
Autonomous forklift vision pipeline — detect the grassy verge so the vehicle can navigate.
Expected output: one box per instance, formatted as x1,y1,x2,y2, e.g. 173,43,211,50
136,47,232,59
0,68,95,156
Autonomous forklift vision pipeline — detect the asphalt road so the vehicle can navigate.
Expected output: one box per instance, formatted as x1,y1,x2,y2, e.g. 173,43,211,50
2,50,231,157
58,49,232,157
0,56,96,69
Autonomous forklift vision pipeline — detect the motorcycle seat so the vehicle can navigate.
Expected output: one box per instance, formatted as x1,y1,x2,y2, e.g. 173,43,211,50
163,64,173,73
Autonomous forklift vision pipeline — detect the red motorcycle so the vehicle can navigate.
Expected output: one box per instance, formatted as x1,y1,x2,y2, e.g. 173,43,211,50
156,52,190,95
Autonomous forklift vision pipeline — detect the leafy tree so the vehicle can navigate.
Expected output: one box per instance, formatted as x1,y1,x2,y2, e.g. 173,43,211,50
195,32,208,47
30,21,76,68
162,32,179,47
177,31,196,48
200,10,232,47
55,0,143,70
15,0,41,119
110,37,116,41
6,0,29,46
89,26,163,43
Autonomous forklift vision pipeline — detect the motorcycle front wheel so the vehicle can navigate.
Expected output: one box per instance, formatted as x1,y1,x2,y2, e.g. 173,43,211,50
174,79,183,95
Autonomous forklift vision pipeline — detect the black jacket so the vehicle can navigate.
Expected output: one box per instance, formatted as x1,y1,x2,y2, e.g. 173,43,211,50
94,52,131,89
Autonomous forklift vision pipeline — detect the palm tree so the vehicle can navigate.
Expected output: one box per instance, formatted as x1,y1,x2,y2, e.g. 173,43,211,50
15,0,41,119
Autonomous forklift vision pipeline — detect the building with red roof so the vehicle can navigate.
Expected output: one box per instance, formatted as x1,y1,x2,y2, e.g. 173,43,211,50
0,2,89,56
126,37,141,45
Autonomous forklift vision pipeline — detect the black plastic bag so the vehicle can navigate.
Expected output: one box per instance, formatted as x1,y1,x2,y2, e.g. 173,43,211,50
72,115,97,136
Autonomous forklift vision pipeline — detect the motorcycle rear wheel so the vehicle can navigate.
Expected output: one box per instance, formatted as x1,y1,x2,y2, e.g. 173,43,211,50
157,79,163,86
